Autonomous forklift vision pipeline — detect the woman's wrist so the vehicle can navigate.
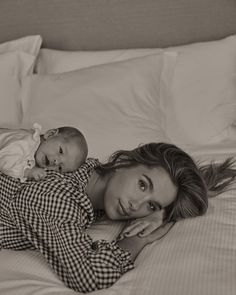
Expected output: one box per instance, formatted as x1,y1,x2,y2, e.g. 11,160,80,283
116,234,149,261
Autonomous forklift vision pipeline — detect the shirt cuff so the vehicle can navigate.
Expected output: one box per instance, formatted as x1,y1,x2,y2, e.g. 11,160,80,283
91,240,135,273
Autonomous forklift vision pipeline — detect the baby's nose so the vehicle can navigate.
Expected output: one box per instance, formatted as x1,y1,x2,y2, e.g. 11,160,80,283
53,158,59,165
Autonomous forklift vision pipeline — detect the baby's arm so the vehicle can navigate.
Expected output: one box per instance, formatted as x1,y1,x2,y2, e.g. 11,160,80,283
24,167,47,181
119,209,165,238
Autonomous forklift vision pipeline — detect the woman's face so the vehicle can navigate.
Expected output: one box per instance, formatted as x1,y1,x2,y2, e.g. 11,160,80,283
103,165,177,220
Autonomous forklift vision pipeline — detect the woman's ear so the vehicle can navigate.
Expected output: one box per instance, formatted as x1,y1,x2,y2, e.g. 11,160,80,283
43,128,59,140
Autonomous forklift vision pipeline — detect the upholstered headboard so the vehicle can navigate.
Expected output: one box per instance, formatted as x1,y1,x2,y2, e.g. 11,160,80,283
0,0,236,50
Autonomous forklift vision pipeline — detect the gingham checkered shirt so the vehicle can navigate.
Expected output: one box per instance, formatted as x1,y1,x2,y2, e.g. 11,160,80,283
0,158,134,293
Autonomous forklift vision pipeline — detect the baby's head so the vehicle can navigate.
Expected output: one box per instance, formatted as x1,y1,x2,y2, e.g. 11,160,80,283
35,126,88,173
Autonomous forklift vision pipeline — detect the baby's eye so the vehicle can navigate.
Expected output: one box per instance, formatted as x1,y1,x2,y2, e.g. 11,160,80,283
59,147,63,154
58,166,62,173
148,201,157,212
138,179,147,192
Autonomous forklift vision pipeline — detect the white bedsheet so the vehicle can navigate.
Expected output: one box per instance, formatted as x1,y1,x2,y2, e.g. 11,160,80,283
1,144,236,295
186,141,236,163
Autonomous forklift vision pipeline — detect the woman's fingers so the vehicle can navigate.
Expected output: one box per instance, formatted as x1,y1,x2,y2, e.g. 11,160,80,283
122,221,143,234
125,224,147,237
119,223,144,239
122,221,158,237
138,224,160,237
118,210,166,240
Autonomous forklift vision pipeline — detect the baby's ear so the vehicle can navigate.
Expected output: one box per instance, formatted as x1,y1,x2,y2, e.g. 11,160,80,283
44,128,59,139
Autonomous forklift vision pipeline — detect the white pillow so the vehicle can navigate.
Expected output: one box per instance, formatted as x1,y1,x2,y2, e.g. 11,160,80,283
0,51,36,126
21,52,176,160
0,35,42,56
164,34,236,147
36,34,236,147
0,36,42,126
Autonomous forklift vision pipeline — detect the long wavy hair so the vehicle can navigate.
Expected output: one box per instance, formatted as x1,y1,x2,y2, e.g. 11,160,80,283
96,143,236,222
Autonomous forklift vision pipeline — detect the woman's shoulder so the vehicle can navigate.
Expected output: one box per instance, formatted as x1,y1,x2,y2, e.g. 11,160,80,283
83,158,100,170
74,158,100,180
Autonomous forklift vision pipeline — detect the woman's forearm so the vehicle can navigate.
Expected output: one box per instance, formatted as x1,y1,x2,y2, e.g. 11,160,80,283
117,235,148,261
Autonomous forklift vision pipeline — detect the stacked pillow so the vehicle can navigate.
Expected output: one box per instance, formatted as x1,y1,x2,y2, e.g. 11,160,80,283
34,34,236,154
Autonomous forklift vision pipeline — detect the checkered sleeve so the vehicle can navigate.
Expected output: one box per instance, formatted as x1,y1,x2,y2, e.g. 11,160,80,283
6,172,134,293
55,222,135,292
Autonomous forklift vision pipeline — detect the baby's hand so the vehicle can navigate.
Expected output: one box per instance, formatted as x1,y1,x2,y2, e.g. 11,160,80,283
119,209,165,239
25,167,47,181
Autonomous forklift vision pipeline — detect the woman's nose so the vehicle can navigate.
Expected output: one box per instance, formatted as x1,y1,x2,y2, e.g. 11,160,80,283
129,199,142,211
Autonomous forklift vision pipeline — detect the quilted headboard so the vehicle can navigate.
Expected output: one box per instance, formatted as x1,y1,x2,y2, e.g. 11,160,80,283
0,0,236,50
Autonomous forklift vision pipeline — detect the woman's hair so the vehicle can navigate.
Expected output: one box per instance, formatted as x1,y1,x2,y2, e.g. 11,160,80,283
97,143,236,222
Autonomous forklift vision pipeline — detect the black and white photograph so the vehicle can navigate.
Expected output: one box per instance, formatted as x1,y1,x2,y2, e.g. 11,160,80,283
0,1,236,294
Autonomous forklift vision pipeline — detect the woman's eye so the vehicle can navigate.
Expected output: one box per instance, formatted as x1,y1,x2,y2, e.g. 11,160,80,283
59,147,63,154
148,202,157,212
138,179,147,192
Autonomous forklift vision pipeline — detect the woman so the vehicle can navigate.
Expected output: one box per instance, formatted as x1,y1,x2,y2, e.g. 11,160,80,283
0,142,235,293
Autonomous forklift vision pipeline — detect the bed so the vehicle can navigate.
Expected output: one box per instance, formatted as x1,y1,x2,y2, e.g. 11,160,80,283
0,0,236,294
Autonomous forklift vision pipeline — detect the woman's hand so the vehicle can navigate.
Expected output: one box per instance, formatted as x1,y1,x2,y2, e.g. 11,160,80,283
119,209,165,239
117,221,175,261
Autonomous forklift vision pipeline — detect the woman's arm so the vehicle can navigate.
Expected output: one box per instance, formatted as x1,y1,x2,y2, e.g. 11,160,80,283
117,222,175,261
9,174,134,293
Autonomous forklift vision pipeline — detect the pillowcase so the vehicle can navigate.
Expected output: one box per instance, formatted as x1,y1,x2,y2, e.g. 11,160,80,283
164,34,236,148
0,35,42,127
35,34,236,147
21,52,176,160
0,51,36,125
0,35,42,56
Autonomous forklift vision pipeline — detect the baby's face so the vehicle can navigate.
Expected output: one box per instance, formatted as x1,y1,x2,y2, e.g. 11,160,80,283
35,134,84,173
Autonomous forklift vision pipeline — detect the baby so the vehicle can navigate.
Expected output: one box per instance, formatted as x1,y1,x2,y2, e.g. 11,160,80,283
0,123,88,181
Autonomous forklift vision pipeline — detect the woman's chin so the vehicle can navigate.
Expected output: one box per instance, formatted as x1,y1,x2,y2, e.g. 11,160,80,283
105,206,121,221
